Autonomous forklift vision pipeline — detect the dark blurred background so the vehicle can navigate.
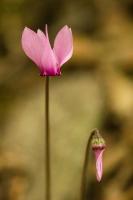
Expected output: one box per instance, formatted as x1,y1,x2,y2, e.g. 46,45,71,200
0,0,133,199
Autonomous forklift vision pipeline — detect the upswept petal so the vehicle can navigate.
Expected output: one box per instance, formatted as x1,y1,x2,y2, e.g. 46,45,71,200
22,27,44,67
53,25,73,66
37,25,59,75
45,24,49,40
37,29,47,46
41,41,59,76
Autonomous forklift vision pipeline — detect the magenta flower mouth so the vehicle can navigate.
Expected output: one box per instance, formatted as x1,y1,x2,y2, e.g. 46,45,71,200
40,67,61,76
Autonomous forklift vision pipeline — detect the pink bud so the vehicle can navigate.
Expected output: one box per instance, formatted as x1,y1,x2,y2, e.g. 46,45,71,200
91,129,106,182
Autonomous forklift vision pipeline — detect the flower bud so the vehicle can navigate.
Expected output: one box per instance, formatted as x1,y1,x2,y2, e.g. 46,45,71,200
91,129,106,182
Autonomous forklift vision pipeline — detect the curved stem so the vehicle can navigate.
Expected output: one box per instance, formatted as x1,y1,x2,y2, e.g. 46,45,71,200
80,130,96,200
45,76,51,200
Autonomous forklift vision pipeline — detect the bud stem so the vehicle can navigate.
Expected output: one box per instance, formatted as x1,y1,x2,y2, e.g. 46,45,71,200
80,129,105,200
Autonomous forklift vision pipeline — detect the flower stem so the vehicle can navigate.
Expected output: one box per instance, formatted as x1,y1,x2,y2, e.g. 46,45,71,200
80,129,96,200
45,76,51,200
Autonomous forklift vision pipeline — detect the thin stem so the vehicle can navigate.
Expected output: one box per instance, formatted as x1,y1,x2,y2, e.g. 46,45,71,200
45,76,51,200
80,130,96,200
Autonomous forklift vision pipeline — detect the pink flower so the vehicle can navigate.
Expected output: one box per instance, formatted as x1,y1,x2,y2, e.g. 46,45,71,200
91,130,106,182
21,25,73,76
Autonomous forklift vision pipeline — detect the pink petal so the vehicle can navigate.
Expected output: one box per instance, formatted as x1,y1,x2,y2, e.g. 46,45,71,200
22,27,44,67
94,149,104,182
37,29,47,46
40,28,59,75
41,47,59,75
45,24,49,40
53,25,73,66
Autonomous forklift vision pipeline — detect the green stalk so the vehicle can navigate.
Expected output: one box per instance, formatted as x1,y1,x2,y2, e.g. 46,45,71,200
80,130,96,200
45,76,51,200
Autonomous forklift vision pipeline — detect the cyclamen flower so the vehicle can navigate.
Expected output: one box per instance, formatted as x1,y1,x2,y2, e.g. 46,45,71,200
91,130,106,182
21,25,73,76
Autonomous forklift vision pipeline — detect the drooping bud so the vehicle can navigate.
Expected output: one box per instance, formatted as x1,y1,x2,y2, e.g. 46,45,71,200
91,129,106,182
